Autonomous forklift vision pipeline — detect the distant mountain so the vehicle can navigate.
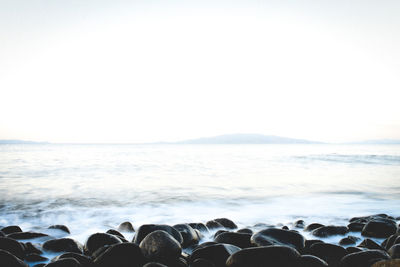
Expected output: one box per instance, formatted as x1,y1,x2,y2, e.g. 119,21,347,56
0,140,49,144
175,134,323,144
352,139,400,145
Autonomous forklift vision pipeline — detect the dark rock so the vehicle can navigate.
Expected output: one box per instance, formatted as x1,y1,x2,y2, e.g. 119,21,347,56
299,255,328,267
134,224,183,245
214,230,227,239
282,226,289,230
309,242,347,267
190,258,216,267
362,219,397,238
1,226,22,235
251,228,305,252
190,243,240,267
143,263,168,267
43,238,83,253
311,225,348,237
139,230,182,264
48,225,70,234
44,258,81,267
84,233,122,255
305,223,325,232
52,252,93,267
214,232,252,248
346,246,364,254
192,242,219,253
33,264,46,267
25,253,48,262
389,244,400,259
0,231,4,237
106,229,126,239
358,238,385,250
382,234,400,250
339,236,360,246
188,223,209,234
371,259,400,267
236,228,252,234
206,221,224,230
226,245,301,267
25,242,43,255
173,224,200,248
304,240,324,253
0,249,28,267
93,242,145,267
295,220,305,228
0,237,25,259
117,222,135,233
348,222,366,232
7,232,48,240
213,218,237,230
340,250,390,267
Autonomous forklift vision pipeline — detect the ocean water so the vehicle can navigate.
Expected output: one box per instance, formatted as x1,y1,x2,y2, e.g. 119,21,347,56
0,144,400,247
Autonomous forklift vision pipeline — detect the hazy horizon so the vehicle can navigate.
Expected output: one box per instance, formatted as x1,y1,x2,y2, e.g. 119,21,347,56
1,0,400,143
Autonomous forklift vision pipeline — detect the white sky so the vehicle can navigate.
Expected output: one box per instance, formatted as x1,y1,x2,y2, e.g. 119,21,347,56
1,0,400,143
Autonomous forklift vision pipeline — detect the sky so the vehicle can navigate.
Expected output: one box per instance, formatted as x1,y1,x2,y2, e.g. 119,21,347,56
1,0,400,143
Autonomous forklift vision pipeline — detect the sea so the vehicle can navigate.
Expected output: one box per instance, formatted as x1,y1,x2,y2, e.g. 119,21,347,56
0,144,399,254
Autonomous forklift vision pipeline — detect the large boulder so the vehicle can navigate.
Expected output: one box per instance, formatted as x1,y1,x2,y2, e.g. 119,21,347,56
190,243,240,267
44,258,81,267
362,219,398,238
52,252,93,267
84,233,122,255
117,222,135,233
382,234,400,250
389,244,400,259
188,223,209,234
213,218,238,230
305,223,325,232
358,238,384,250
173,224,200,248
311,226,348,237
214,232,252,248
93,242,146,267
299,255,328,267
1,226,23,235
139,230,182,264
251,228,305,252
340,250,390,267
226,245,301,267
0,249,28,267
206,221,224,230
43,238,83,253
7,232,49,240
309,242,347,267
0,237,25,260
134,224,183,245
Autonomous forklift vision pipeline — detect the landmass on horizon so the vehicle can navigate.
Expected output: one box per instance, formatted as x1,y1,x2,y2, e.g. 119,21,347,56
1,134,400,145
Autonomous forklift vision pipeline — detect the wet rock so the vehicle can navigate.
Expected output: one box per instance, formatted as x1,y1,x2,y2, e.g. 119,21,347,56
1,226,23,235
43,238,83,253
0,249,28,267
311,225,348,237
251,228,305,252
372,259,400,267
188,223,209,234
192,242,219,253
236,228,252,234
190,258,216,267
295,220,305,228
106,229,126,240
305,223,325,232
25,242,43,255
0,237,25,259
117,222,135,233
340,249,390,267
214,230,228,239
348,222,365,232
362,219,397,238
213,218,237,230
304,240,324,253
0,231,4,237
214,232,252,248
190,243,240,267
84,232,122,255
94,242,146,267
299,255,328,267
7,232,49,240
52,252,93,267
226,245,301,267
339,236,360,246
143,263,168,267
139,230,182,264
173,224,200,248
206,221,224,230
33,264,46,267
309,242,347,267
282,226,289,230
389,244,400,259
382,234,400,250
25,253,48,262
48,225,70,234
346,246,364,253
44,258,81,267
358,238,385,250
134,224,183,245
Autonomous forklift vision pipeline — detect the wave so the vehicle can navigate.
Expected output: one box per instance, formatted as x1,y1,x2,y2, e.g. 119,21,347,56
295,154,400,166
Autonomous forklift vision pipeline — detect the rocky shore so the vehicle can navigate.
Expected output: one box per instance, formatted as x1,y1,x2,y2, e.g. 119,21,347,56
1,214,400,267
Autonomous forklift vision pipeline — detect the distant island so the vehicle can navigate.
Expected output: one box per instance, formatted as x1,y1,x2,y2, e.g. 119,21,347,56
172,134,324,144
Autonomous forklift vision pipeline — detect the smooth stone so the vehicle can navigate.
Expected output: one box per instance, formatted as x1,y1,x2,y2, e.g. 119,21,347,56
0,249,28,267
143,263,168,267
389,244,400,259
7,232,48,240
190,243,240,267
236,228,253,234
305,223,325,232
139,230,182,264
94,242,146,267
311,225,348,237
106,229,126,240
226,245,301,267
43,238,83,253
0,237,25,260
84,233,122,255
340,249,390,267
173,224,200,248
25,253,48,262
191,242,219,253
299,255,328,267
44,258,81,267
24,242,43,255
346,246,364,254
358,238,385,250
339,236,360,246
362,219,397,238
214,230,228,239
309,242,347,267
206,221,224,230
382,234,400,250
251,228,305,252
48,225,70,234
117,222,135,233
214,232,252,248
33,264,46,267
348,222,366,232
134,224,183,245
372,259,400,267
190,258,216,267
213,218,238,230
52,252,93,267
1,226,23,235
295,220,306,229
188,223,209,234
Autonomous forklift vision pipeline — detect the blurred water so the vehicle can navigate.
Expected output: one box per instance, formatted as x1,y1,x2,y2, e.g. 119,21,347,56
0,144,399,243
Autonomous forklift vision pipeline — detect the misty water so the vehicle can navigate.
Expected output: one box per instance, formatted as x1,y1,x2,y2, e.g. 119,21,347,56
1,144,400,250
